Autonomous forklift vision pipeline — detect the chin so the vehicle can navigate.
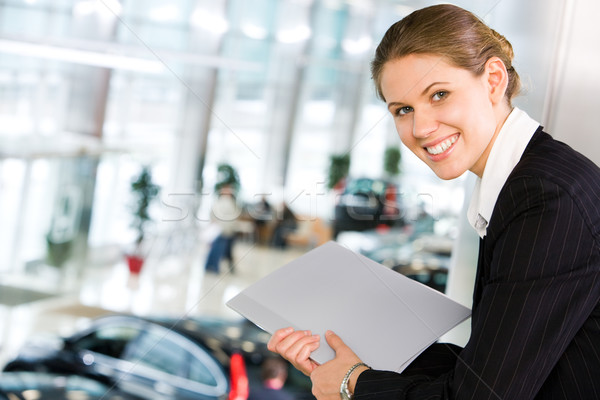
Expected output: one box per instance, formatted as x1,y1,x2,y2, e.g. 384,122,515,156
432,168,466,181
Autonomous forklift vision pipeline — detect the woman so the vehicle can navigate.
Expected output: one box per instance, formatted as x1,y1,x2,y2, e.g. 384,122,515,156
267,4,600,399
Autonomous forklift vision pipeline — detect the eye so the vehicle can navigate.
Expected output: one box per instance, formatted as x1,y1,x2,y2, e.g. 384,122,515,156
394,106,413,117
432,91,448,101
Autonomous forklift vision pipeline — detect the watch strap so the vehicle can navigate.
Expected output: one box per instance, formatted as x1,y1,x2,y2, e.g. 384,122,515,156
340,362,370,400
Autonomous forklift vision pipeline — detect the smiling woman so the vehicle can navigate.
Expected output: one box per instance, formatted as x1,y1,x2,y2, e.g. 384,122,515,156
266,4,600,400
371,3,521,181
379,54,507,180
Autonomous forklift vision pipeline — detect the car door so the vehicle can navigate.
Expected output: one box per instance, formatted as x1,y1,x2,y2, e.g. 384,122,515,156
69,317,145,385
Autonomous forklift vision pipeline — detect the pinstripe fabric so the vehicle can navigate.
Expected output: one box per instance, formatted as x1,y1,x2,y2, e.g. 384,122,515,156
354,130,600,399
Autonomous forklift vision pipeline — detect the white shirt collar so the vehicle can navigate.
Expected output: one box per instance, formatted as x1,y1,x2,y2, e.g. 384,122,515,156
467,107,540,238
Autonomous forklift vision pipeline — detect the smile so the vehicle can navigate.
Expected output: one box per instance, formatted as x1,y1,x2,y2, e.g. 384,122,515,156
426,135,458,155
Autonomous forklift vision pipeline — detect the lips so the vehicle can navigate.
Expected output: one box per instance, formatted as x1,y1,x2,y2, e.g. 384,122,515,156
425,134,458,155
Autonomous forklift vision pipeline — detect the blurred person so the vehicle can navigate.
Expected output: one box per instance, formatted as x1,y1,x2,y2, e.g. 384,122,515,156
253,195,273,245
270,202,298,249
267,4,600,399
205,184,240,273
248,357,295,400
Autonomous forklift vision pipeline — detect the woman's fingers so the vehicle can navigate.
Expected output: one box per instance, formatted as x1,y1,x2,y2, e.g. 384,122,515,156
279,330,320,360
296,340,321,374
267,327,294,352
267,328,321,375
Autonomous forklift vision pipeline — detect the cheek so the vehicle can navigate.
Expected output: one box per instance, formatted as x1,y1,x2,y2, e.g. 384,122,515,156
395,119,413,145
436,101,467,127
439,98,494,138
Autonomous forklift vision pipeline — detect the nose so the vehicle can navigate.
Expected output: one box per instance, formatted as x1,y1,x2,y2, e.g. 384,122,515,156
412,109,438,138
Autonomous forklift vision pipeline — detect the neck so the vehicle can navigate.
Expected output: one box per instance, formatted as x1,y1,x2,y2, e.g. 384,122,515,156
471,103,513,178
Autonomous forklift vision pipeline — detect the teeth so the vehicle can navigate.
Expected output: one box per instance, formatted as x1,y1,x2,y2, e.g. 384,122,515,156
426,135,458,155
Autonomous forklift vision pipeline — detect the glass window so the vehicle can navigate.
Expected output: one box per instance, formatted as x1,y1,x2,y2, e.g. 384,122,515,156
73,324,141,358
125,329,186,377
187,352,219,387
0,0,557,299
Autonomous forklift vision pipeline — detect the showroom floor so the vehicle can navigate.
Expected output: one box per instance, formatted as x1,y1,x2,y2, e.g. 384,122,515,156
0,240,308,367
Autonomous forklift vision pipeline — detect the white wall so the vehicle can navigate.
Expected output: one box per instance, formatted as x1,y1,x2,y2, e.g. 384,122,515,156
545,0,600,165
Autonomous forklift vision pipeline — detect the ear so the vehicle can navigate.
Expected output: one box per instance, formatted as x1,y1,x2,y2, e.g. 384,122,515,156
484,57,509,105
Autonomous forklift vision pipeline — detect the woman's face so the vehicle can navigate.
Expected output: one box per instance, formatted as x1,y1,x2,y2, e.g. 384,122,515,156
380,54,506,179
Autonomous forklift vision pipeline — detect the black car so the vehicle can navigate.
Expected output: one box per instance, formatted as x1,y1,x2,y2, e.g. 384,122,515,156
3,314,313,400
0,371,128,399
333,177,404,237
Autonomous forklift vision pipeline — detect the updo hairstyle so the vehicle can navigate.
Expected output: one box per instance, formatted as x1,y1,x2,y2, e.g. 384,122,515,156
371,4,521,105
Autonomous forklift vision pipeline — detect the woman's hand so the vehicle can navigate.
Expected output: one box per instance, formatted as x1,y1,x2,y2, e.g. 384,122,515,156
268,328,366,400
267,327,321,375
310,330,365,400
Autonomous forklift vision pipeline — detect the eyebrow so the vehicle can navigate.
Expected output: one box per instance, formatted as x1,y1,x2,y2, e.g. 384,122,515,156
421,81,449,96
387,81,450,110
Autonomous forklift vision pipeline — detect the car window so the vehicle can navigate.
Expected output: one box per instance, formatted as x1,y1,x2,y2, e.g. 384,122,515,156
125,330,186,377
187,353,218,386
120,324,227,395
73,325,141,358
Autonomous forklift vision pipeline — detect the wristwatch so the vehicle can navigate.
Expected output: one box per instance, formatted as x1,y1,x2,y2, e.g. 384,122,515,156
340,362,370,400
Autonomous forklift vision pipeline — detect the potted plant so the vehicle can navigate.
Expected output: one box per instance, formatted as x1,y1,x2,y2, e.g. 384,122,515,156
327,154,351,190
214,163,240,194
126,166,160,274
383,146,402,177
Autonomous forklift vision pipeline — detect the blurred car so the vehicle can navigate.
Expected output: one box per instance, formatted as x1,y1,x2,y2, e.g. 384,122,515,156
3,314,313,400
333,177,403,237
339,227,453,293
0,371,128,399
362,238,450,286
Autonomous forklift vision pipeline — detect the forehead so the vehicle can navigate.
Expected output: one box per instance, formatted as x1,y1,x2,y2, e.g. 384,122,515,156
380,54,465,102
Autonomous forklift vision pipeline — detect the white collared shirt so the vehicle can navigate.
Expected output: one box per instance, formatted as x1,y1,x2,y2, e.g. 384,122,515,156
467,107,541,238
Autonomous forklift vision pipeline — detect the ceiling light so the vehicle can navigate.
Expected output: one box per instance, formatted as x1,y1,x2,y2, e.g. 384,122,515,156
149,5,180,22
241,23,268,40
73,0,122,18
276,25,311,44
0,39,164,73
342,36,372,54
190,9,229,34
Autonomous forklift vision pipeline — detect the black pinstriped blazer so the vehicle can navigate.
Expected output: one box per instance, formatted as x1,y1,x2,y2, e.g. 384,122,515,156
354,128,600,399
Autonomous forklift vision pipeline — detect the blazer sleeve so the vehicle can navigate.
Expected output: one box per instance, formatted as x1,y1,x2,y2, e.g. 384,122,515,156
354,175,600,399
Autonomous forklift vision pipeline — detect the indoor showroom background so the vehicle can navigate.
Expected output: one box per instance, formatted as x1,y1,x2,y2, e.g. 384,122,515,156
0,0,598,369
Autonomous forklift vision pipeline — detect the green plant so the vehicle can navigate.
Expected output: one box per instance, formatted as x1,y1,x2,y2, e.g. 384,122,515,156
130,167,160,247
384,147,402,176
214,163,240,193
327,154,351,190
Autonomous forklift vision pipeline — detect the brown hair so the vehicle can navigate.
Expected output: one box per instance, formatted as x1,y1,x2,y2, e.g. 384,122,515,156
371,4,521,104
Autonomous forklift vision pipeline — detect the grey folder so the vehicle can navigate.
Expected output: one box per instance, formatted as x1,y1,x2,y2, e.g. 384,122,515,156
227,241,471,372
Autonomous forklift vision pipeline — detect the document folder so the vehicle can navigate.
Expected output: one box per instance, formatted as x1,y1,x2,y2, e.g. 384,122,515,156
227,241,471,372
